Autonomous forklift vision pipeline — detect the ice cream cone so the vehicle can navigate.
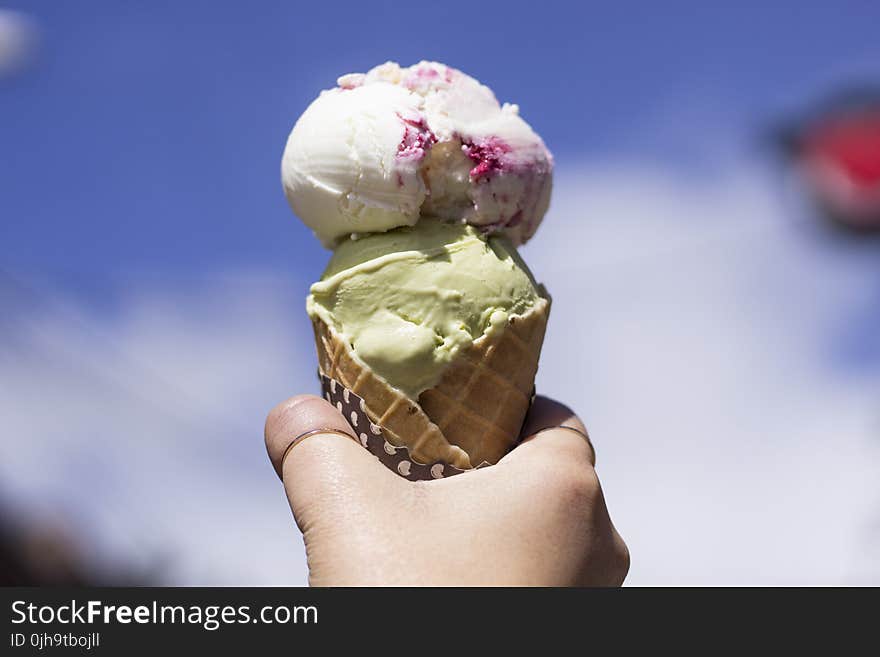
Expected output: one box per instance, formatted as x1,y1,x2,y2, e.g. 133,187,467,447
312,295,550,470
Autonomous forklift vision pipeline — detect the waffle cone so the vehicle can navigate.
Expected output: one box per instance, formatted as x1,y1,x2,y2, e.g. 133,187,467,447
312,296,550,470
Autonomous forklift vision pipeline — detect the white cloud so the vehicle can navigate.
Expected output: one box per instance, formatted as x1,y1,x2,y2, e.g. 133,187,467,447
1,160,878,585
0,271,316,584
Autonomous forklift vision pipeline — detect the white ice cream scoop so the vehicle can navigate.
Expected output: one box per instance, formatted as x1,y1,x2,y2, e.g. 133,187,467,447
281,61,553,247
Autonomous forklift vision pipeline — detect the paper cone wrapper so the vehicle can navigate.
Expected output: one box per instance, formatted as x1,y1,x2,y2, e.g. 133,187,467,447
312,296,550,480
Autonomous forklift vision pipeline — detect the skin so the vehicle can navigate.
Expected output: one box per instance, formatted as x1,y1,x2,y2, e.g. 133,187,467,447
264,394,629,586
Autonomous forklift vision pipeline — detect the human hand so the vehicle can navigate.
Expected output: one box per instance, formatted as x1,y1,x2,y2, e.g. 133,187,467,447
264,394,629,586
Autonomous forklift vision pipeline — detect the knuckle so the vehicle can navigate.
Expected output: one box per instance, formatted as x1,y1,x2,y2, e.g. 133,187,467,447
536,462,600,518
558,462,601,501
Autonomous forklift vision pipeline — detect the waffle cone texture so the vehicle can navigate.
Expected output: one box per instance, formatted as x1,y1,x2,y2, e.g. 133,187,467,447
312,296,550,470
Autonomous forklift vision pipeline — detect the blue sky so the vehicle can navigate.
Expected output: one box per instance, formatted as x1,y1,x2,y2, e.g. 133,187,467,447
1,2,879,584
2,1,879,279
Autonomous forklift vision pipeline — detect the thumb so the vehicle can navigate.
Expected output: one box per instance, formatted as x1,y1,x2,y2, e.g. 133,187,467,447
500,395,596,470
264,394,399,530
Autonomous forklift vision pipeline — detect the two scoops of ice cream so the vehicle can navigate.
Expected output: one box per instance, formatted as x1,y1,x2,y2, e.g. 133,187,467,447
282,61,553,474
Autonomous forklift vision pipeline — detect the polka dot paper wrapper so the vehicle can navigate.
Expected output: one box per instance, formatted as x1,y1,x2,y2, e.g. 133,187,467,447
319,372,493,481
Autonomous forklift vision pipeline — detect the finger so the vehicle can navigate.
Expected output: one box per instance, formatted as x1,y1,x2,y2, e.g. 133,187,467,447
264,395,399,524
502,395,595,468
265,394,358,478
577,482,631,587
520,395,588,439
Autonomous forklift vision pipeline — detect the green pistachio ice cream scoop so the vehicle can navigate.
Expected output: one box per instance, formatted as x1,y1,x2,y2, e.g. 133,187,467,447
307,221,544,399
